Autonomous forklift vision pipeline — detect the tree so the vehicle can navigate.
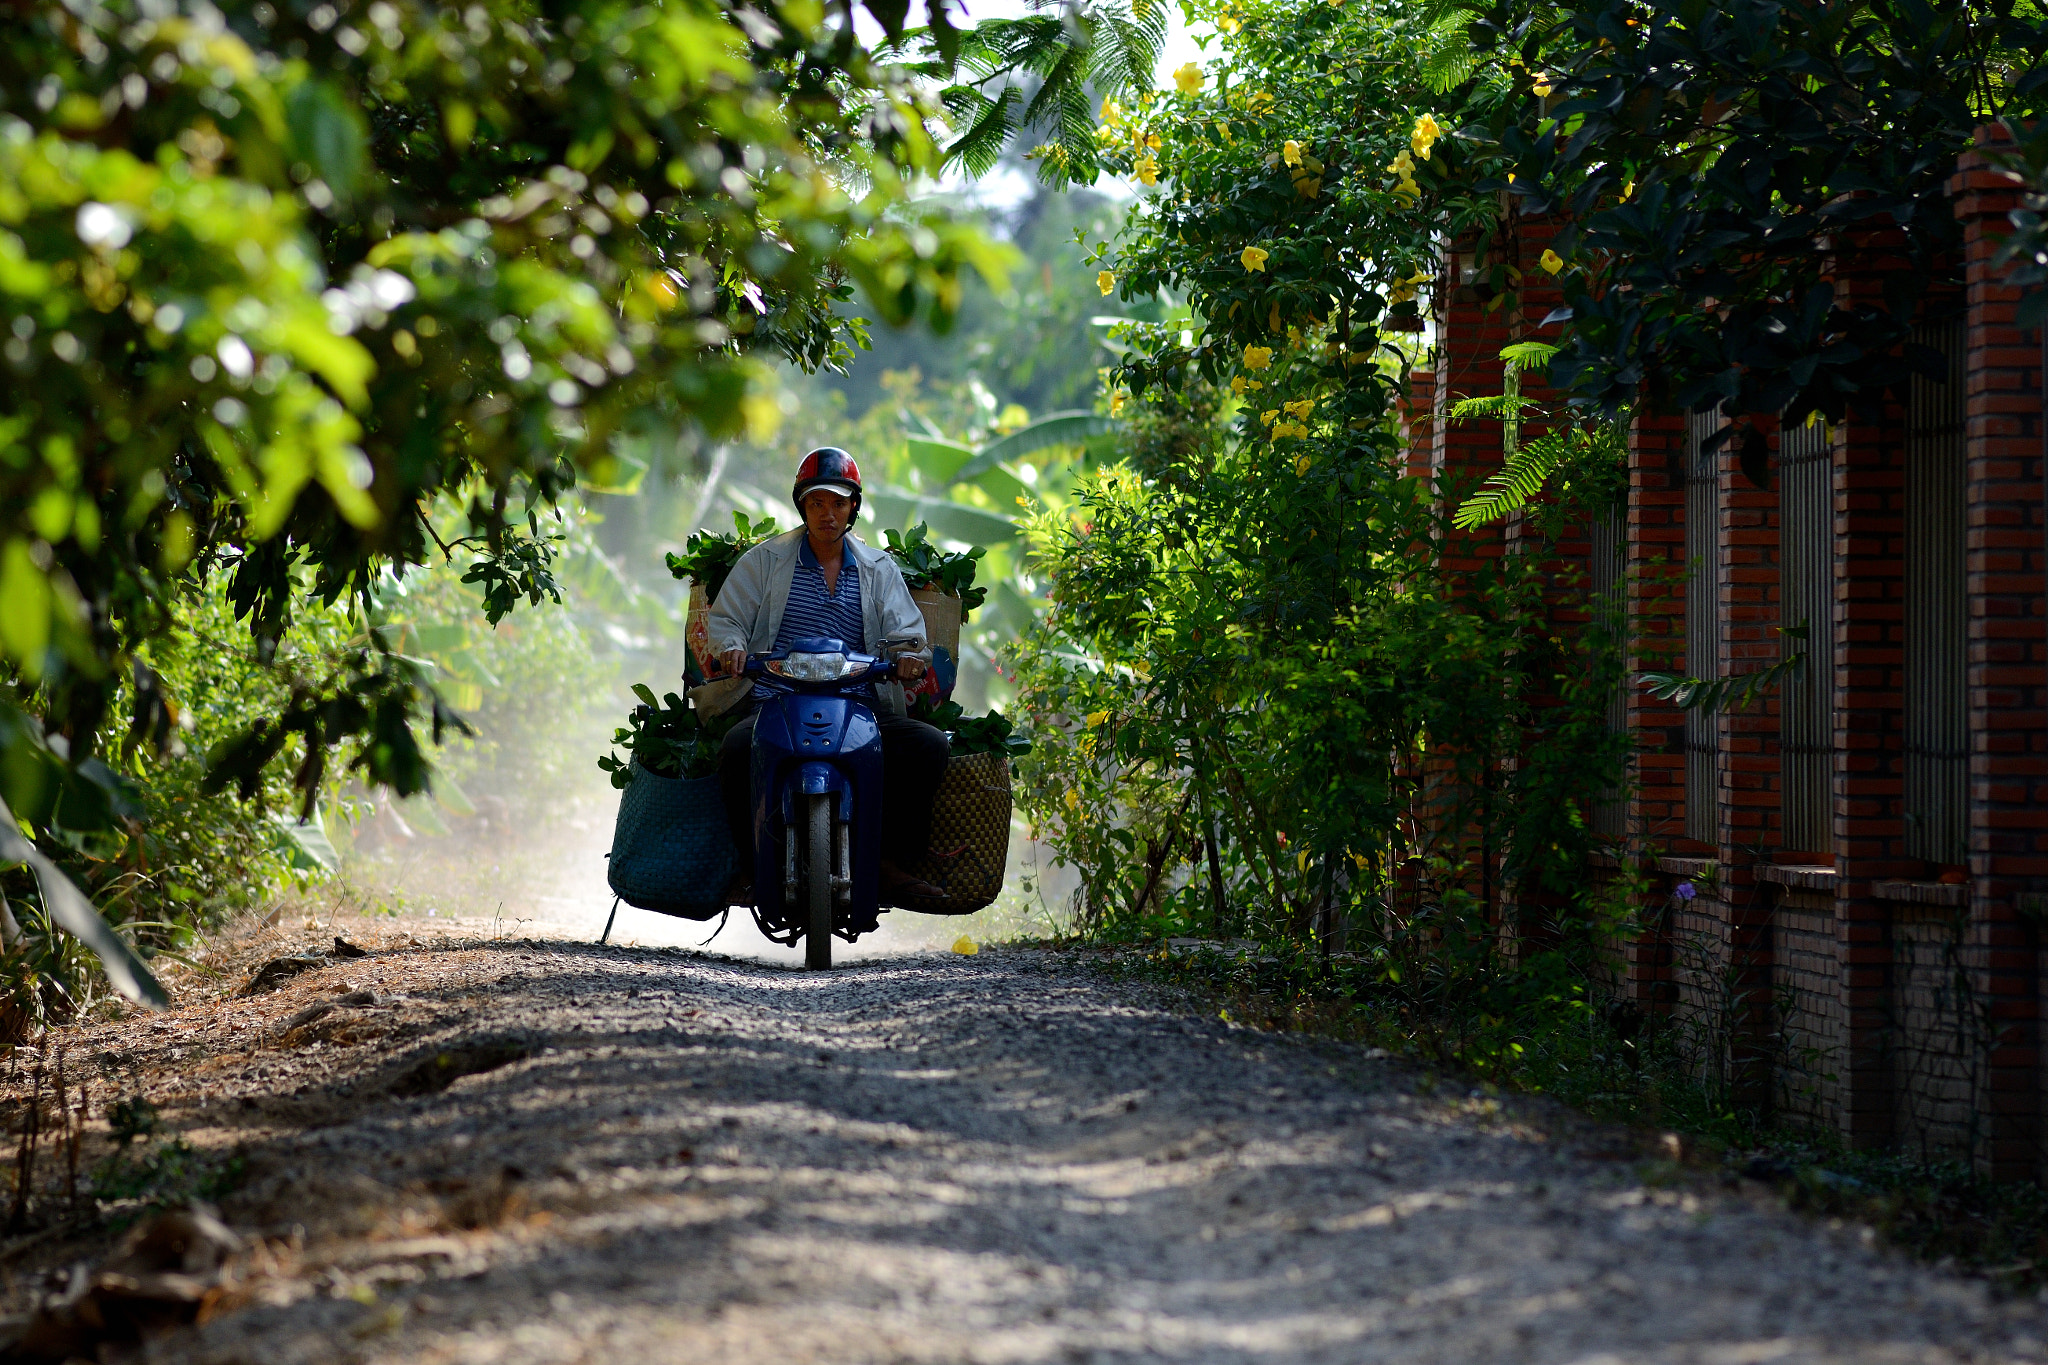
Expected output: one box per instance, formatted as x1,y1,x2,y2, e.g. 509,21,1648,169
1478,0,2048,422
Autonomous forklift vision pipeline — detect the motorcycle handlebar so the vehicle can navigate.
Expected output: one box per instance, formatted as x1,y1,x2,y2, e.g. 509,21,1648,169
713,654,886,683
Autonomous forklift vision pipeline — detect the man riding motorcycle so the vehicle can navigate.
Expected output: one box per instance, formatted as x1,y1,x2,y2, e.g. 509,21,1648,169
705,447,951,902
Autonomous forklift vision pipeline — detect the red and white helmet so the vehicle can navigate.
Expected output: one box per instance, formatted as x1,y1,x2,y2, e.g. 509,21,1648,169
792,446,863,519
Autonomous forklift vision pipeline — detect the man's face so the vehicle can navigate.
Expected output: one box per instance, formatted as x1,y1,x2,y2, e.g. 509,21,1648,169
802,489,853,539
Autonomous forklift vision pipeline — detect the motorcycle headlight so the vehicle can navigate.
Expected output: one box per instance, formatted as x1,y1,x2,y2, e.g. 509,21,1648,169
768,651,850,681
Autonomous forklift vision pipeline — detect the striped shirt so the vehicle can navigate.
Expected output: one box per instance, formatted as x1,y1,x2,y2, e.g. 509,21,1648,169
756,536,865,698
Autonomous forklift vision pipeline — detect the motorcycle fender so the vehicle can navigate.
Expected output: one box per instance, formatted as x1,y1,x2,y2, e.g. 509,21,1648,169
782,761,848,825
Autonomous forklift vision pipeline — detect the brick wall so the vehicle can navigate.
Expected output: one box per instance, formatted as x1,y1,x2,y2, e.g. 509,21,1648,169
1955,136,2047,1179
1412,138,2048,1174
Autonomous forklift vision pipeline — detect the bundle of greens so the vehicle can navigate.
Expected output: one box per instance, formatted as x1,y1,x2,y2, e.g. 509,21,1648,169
665,511,783,604
883,523,988,620
923,702,1031,759
598,686,721,788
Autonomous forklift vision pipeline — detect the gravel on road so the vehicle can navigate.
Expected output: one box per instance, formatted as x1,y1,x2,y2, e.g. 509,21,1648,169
18,935,2048,1364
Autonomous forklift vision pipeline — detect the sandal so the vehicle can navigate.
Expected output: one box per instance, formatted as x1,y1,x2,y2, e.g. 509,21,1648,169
879,865,947,901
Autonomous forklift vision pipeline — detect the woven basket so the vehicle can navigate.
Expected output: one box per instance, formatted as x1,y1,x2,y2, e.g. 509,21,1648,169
894,751,1012,914
909,587,961,663
607,759,735,920
684,580,716,683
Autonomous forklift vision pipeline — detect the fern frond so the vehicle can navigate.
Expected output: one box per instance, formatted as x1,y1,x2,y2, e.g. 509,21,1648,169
1447,394,1542,422
1418,15,1478,94
1451,437,1568,529
1500,340,1559,372
941,85,1016,177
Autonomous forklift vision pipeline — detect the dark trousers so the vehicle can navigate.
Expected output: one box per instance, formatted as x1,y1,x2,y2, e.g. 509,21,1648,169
718,702,950,876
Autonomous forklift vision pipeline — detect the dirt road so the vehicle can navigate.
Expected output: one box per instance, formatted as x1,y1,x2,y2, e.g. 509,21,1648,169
13,929,2047,1364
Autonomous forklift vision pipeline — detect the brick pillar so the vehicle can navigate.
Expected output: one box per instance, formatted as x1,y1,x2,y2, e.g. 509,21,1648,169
1622,409,1692,1010
1718,415,1783,1107
1401,368,1435,483
1628,410,1694,850
1955,134,2046,1180
1828,248,1919,1147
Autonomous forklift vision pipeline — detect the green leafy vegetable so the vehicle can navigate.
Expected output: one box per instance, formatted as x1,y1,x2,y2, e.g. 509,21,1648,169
664,512,783,605
883,523,989,620
598,685,722,787
924,701,1031,758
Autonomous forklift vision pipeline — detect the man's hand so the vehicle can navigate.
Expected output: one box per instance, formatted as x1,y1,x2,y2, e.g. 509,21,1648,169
717,649,748,678
895,655,927,681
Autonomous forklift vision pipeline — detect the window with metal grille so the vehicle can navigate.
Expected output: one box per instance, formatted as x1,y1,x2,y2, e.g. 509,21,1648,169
1779,413,1834,854
1684,410,1721,847
1905,320,1966,864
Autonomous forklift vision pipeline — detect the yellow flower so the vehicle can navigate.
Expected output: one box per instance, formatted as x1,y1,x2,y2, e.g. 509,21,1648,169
952,936,979,956
1284,398,1315,419
1532,81,1553,97
1064,788,1081,811
1085,710,1109,727
1134,154,1160,186
1386,149,1414,177
1295,454,1314,475
1243,345,1273,370
1145,131,1162,150
1283,139,1303,167
1109,391,1128,417
1173,62,1203,94
1230,376,1263,395
1240,246,1269,273
1260,409,1280,425
1215,121,1234,144
1411,112,1443,159
1098,269,1116,296
1622,177,1635,200
1539,248,1564,275
1101,98,1125,126
1217,5,1242,33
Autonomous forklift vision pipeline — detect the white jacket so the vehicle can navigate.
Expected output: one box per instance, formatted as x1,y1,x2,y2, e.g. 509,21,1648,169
703,528,930,716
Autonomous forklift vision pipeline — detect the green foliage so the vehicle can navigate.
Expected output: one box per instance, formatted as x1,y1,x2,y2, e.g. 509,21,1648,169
0,0,1014,880
996,0,1639,1094
1640,625,1809,714
92,1134,245,1215
1487,0,2048,421
1450,410,1629,530
663,511,783,604
598,685,721,787
899,0,1168,184
882,523,989,619
922,701,1032,758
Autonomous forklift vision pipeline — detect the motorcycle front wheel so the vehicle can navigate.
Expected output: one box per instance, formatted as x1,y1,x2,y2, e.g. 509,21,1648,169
804,792,833,970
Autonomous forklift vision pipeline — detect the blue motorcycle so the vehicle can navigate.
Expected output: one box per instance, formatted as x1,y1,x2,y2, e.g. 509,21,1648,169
739,635,921,969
